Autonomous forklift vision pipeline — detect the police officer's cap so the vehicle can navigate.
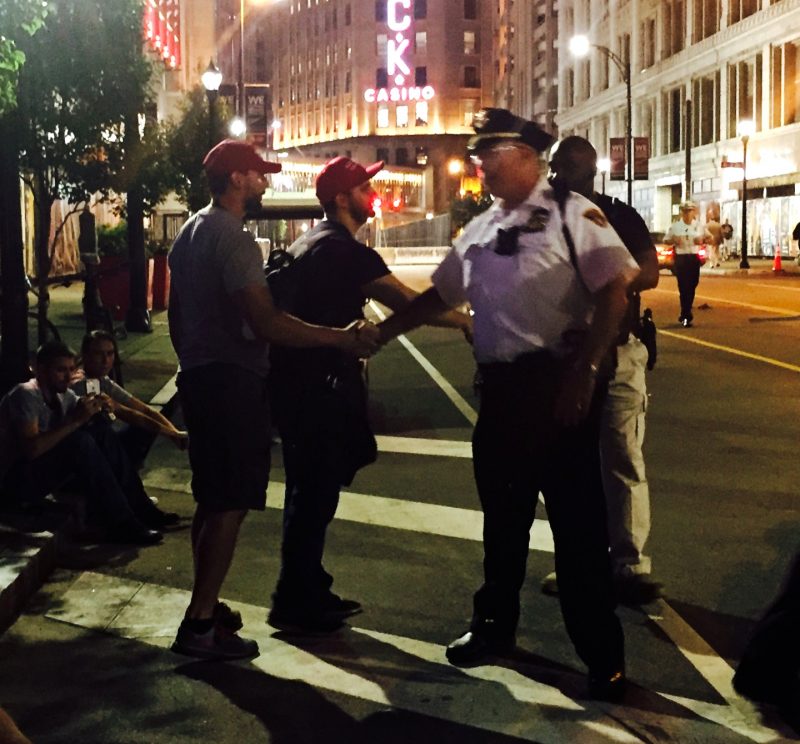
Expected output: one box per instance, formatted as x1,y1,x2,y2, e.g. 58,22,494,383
467,108,556,154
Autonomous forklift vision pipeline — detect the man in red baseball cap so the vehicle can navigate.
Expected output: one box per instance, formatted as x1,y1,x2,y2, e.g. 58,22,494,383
266,156,472,634
167,143,379,661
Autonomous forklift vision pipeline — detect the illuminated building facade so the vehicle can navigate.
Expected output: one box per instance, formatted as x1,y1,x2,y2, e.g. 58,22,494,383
264,0,494,213
557,0,800,255
493,0,559,134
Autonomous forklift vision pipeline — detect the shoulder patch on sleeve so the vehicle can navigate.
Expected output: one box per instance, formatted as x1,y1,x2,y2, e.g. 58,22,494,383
583,208,609,228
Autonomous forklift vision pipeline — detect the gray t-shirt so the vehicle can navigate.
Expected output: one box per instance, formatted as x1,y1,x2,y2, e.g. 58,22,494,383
0,379,79,480
168,205,271,376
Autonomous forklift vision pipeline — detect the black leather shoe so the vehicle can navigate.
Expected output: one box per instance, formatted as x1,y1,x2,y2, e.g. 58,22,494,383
106,520,163,546
587,669,627,702
144,509,180,528
445,630,515,666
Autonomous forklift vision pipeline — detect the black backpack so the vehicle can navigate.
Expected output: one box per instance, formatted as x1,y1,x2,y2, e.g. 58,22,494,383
264,227,337,313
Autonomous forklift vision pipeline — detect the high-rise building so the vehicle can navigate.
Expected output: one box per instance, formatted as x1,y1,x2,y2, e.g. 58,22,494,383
557,0,800,251
261,0,495,213
493,0,558,134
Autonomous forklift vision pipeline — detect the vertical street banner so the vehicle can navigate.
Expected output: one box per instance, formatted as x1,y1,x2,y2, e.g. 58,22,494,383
609,138,625,180
633,137,650,180
219,84,237,120
245,84,270,148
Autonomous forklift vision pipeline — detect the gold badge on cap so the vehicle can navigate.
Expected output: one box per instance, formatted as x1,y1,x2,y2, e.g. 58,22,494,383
583,208,609,228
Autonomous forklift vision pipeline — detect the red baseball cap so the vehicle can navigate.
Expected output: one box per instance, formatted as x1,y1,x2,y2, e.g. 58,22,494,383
203,139,282,177
315,156,384,204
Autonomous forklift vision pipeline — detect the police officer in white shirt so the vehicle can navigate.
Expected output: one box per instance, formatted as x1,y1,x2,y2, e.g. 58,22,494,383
379,108,640,701
664,202,712,327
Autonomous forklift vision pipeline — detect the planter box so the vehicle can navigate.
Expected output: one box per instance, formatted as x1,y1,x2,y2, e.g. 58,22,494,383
96,256,154,321
151,253,170,311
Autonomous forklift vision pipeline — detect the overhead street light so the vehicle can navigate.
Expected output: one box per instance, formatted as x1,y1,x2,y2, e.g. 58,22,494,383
737,118,755,270
201,59,222,150
570,34,633,205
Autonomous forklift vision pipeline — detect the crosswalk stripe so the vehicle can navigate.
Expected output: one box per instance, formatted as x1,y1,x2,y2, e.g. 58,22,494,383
142,467,555,553
368,301,478,426
48,571,792,744
375,435,472,458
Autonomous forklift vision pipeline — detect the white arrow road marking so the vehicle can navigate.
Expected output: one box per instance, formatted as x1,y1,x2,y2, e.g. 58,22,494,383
47,571,795,744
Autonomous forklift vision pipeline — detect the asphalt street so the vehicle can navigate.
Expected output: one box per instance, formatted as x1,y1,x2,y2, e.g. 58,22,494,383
2,266,800,742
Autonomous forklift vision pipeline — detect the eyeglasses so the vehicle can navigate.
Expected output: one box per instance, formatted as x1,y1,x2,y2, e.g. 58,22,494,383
469,143,523,167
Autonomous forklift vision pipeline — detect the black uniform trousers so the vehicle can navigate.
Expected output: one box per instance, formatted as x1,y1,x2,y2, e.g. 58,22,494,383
470,351,625,676
674,253,701,323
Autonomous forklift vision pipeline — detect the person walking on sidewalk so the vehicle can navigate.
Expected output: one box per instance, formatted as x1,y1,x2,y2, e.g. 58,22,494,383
267,156,472,634
378,109,639,701
664,202,711,328
168,140,379,661
544,135,662,605
0,341,163,544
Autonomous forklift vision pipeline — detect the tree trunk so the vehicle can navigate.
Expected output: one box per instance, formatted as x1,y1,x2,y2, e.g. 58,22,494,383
0,111,31,393
33,173,53,347
124,110,151,333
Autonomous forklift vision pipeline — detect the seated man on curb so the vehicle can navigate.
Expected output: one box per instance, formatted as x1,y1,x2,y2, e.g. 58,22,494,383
0,341,166,544
71,330,188,469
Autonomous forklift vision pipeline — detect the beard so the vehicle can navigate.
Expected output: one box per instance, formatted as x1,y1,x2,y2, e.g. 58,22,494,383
244,193,263,214
347,198,373,226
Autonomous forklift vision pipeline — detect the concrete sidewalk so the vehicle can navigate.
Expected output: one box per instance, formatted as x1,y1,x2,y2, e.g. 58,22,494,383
0,282,180,633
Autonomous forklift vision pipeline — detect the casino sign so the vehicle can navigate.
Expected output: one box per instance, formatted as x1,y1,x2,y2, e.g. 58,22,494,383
364,0,436,104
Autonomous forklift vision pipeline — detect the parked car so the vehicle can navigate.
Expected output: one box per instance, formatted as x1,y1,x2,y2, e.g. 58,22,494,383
650,231,707,273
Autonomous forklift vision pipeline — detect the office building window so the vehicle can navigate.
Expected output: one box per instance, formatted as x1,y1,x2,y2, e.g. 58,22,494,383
728,55,762,134
415,31,427,54
377,34,387,61
415,100,429,125
345,3,351,24
415,66,427,85
693,0,719,41
771,42,799,128
464,66,479,88
377,105,389,128
662,1,685,58
396,105,409,127
464,31,476,54
376,67,388,88
375,1,386,21
415,0,427,19
691,72,720,145
641,17,655,69
729,0,760,25
377,147,390,162
462,99,477,126
464,0,477,19
396,147,409,165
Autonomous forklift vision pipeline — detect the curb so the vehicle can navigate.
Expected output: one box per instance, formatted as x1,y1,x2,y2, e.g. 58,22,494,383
0,513,72,633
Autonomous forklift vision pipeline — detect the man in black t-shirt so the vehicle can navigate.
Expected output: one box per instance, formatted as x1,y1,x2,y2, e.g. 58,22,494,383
268,156,472,633
547,136,663,605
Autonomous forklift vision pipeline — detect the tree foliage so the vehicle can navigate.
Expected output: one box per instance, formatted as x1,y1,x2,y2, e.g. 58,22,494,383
167,87,230,213
0,0,48,114
16,0,154,209
450,192,493,233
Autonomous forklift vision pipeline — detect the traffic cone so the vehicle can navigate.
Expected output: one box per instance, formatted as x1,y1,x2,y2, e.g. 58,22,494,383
773,250,784,273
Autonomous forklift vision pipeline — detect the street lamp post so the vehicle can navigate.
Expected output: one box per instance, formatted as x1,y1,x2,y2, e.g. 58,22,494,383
597,157,611,195
570,35,633,205
737,119,755,270
201,60,222,150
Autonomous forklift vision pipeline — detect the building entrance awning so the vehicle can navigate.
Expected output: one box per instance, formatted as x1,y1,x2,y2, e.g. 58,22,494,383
729,172,800,191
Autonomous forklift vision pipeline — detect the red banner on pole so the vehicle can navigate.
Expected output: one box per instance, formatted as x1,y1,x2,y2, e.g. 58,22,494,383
633,137,649,180
609,138,625,181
